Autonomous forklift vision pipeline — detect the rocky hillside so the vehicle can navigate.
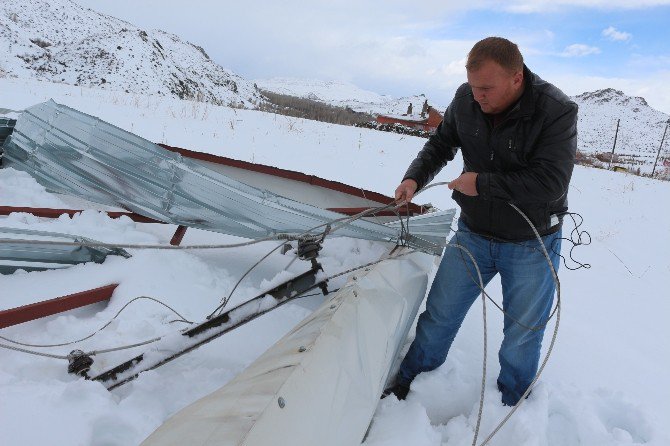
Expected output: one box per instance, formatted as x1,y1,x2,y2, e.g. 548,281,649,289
0,0,263,107
574,88,669,172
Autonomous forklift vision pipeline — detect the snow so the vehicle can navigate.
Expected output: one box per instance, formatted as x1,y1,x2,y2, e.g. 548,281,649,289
2,78,670,445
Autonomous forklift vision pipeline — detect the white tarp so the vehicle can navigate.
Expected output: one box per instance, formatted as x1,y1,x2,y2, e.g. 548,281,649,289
141,248,436,446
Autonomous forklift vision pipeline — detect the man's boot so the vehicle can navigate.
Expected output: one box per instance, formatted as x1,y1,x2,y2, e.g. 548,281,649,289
381,382,410,400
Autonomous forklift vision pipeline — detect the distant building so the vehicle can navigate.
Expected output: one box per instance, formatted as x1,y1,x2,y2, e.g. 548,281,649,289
376,106,443,132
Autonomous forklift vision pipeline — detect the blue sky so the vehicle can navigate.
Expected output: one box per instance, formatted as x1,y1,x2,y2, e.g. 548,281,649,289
74,1,670,113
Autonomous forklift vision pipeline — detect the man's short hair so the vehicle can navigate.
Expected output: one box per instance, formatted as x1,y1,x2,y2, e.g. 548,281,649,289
466,37,524,73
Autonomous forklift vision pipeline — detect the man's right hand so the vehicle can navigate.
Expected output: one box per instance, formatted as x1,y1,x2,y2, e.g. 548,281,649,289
394,179,418,205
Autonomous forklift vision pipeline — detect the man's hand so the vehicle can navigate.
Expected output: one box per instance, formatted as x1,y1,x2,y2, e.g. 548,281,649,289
395,179,418,205
448,172,479,196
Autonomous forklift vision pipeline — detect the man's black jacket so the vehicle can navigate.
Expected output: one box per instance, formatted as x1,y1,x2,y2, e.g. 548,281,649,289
404,66,578,241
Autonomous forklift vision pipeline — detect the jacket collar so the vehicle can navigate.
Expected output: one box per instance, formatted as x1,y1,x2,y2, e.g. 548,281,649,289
517,65,535,118
501,65,535,120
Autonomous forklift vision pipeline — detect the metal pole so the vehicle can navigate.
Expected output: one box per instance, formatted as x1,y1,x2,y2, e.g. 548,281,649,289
608,118,620,170
651,119,669,177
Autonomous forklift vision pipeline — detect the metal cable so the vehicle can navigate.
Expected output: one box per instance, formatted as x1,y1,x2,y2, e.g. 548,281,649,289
209,241,288,318
0,296,196,361
405,182,562,445
86,253,415,358
445,243,487,446
0,296,193,349
208,201,406,318
0,235,282,250
476,202,561,446
451,223,558,333
0,342,69,359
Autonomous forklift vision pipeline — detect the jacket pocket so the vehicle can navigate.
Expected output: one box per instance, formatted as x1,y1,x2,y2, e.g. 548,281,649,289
458,121,481,138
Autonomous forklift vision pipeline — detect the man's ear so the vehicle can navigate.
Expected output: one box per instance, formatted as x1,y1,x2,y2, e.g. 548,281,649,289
513,70,523,87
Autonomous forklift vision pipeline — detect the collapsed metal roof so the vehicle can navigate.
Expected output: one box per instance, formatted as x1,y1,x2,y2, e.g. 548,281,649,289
1,100,451,252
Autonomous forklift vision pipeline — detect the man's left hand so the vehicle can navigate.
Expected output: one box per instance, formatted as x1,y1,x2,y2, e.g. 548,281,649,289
448,172,479,196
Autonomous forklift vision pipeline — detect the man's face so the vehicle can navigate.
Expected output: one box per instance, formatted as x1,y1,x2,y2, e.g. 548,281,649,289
467,60,523,115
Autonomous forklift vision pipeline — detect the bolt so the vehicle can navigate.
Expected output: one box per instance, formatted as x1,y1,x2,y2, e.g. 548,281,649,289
353,291,358,297
330,304,337,309
352,276,358,281
298,346,306,352
278,397,285,408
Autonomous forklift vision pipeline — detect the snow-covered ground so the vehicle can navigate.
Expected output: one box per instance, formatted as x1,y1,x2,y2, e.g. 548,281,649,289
1,78,669,445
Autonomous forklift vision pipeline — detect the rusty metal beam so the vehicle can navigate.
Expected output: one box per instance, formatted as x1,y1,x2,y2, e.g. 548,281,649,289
169,225,188,246
0,284,118,329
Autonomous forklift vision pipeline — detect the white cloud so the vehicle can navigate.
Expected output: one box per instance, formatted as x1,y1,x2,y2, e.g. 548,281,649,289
602,26,632,42
562,44,602,57
504,0,670,13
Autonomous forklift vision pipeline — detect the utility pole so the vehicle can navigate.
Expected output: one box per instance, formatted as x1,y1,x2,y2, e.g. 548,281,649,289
608,118,620,170
651,119,670,177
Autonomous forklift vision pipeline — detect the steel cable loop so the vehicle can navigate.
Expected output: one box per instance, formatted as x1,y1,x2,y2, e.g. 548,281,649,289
451,223,558,333
404,182,562,445
0,296,193,349
444,243,487,446
0,296,196,360
476,202,561,446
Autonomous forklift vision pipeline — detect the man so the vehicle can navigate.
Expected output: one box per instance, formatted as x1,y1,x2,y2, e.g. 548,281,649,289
388,37,577,406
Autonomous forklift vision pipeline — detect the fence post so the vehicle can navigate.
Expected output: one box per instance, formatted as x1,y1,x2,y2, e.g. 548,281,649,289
651,119,669,177
608,118,620,170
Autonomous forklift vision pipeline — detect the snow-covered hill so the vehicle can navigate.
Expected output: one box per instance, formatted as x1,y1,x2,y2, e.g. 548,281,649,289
0,0,262,107
574,88,670,172
256,77,445,118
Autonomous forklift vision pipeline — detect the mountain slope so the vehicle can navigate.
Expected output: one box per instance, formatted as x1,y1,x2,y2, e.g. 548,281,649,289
574,88,670,172
0,0,262,107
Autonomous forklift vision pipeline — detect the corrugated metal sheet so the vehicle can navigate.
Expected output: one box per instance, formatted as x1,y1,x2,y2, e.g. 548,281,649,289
0,117,16,152
0,227,130,274
2,100,451,251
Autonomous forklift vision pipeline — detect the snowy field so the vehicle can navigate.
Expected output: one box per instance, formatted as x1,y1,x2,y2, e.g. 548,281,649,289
1,78,669,445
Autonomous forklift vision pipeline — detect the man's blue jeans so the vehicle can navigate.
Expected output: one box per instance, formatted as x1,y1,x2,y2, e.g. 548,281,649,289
398,219,561,406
